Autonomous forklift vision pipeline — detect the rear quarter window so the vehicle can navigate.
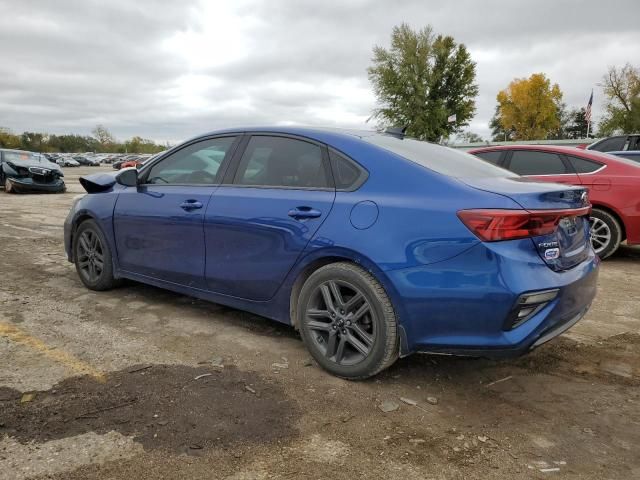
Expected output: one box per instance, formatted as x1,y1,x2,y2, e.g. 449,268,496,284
567,156,604,173
329,149,368,190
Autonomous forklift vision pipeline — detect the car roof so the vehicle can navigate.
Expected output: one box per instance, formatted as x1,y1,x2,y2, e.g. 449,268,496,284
470,144,640,170
190,126,389,148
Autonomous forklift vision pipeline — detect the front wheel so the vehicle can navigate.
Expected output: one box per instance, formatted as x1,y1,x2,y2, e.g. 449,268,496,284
5,178,14,193
73,219,119,291
589,209,622,260
297,262,399,379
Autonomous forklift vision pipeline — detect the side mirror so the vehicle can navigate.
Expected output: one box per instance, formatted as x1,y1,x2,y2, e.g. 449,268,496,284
116,168,138,187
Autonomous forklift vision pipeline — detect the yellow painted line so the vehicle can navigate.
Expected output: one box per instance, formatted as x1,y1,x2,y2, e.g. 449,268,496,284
0,322,106,383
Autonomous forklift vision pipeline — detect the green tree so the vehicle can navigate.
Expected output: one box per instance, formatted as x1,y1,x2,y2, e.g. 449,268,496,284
458,131,484,143
0,128,21,148
599,64,640,135
489,106,514,141
565,108,590,139
91,124,116,152
368,23,478,141
548,101,572,140
124,136,165,154
496,73,563,140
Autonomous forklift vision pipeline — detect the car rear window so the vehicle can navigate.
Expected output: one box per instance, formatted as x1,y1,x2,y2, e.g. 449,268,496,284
364,135,516,178
567,156,603,173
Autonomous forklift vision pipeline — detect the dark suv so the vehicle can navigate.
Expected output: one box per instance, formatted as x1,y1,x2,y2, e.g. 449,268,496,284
587,134,640,152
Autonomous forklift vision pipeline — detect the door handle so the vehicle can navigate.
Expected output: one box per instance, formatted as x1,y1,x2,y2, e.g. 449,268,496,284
288,206,322,220
180,200,203,211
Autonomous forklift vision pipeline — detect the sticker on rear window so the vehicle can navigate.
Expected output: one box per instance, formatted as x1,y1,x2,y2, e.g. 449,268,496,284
544,248,560,260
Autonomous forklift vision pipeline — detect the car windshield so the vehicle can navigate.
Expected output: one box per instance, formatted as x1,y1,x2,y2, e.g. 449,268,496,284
3,151,43,163
364,135,517,178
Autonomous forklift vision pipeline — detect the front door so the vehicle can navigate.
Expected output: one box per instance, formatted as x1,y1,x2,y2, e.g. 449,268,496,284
113,136,239,288
204,135,335,300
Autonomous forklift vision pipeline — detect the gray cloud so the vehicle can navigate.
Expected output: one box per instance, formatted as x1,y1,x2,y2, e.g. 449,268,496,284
0,0,638,143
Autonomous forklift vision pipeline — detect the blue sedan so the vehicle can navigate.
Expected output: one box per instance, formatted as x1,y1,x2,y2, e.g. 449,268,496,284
64,127,599,378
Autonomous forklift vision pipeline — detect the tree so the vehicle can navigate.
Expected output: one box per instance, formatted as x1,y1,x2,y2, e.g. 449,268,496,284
548,102,572,140
489,106,514,141
495,73,563,140
0,128,21,148
91,124,116,151
565,108,590,139
367,23,478,141
599,64,640,135
457,131,484,143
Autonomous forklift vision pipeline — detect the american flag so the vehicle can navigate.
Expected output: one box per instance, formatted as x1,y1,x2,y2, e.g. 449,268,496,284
585,90,593,123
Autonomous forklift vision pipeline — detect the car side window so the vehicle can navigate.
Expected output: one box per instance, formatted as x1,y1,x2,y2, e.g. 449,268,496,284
234,136,330,188
329,149,367,190
474,151,503,165
508,150,568,175
567,156,603,173
145,137,236,185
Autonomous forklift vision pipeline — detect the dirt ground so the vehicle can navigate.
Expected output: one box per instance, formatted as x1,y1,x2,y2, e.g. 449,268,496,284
1,166,639,480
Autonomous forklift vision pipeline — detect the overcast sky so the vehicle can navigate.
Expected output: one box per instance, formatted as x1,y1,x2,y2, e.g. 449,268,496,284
1,0,638,143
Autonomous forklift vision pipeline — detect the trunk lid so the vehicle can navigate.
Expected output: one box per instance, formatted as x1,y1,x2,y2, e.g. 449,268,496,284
460,177,591,270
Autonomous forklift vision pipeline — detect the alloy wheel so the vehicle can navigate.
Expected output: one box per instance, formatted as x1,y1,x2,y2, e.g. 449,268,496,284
305,280,375,366
589,216,611,254
77,229,105,283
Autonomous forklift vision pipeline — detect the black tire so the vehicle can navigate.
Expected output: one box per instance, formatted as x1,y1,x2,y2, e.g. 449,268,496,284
73,219,119,291
297,262,398,379
589,209,622,260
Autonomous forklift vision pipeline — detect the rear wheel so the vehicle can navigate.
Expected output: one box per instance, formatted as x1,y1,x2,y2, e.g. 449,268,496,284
589,209,622,260
297,262,398,379
73,220,118,290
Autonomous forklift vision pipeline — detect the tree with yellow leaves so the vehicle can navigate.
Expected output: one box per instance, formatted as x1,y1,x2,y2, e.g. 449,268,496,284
495,73,563,140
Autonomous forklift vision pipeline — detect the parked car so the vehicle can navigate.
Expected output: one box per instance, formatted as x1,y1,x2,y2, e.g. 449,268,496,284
112,156,139,170
608,150,640,164
65,128,598,379
56,157,80,167
586,134,640,152
470,145,640,259
1,148,65,193
74,155,100,166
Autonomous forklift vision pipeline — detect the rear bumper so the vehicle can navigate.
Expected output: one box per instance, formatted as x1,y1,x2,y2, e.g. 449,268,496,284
6,177,65,193
623,212,640,245
387,240,599,357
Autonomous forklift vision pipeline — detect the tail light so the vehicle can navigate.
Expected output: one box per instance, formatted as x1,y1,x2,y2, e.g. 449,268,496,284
457,207,591,242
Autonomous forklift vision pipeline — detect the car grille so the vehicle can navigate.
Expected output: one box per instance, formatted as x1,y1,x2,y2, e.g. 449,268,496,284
28,167,56,183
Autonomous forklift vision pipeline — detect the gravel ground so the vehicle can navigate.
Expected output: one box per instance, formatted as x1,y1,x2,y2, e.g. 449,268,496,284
1,166,639,479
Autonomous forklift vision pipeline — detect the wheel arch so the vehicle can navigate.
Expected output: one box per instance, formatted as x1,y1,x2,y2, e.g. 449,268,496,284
286,248,411,356
591,203,626,241
68,211,101,262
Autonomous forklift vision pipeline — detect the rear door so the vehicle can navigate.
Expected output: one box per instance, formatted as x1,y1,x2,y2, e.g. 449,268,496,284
203,134,336,300
113,136,239,288
505,149,581,186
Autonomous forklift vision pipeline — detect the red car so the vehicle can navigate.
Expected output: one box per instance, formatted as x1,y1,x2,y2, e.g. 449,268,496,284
469,145,640,259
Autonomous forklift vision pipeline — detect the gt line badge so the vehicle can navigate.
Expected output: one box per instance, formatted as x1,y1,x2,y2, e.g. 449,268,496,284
544,248,560,260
